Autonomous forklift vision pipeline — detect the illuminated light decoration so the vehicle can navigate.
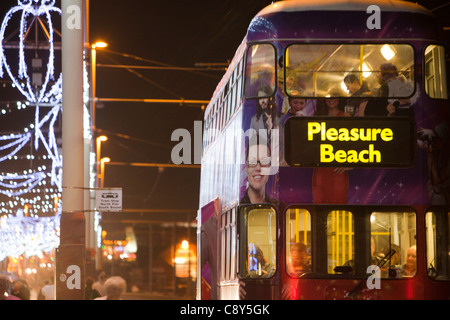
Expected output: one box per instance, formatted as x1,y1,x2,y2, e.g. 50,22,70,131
0,171,46,196
0,0,61,104
0,211,60,261
0,0,68,260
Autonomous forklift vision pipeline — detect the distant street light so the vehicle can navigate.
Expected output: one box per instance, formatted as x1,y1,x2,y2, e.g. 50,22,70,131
91,41,109,132
92,41,108,49
96,135,108,184
100,157,111,188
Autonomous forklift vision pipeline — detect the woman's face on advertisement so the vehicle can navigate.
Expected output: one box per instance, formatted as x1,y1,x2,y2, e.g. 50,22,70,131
246,144,270,192
259,97,269,110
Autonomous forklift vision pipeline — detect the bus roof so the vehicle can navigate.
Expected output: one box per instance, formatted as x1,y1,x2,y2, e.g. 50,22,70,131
257,0,431,17
246,0,440,43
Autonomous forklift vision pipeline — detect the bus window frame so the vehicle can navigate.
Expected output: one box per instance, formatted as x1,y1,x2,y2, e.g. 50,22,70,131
423,44,448,100
284,205,417,279
243,42,277,100
283,42,416,100
425,206,450,281
238,203,278,279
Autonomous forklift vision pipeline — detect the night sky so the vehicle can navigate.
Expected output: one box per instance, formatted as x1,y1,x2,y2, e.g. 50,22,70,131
87,0,275,216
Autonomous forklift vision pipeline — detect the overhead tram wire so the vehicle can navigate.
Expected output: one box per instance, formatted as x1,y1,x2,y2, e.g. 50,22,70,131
94,51,212,108
100,53,183,100
142,106,204,205
95,128,172,150
95,63,226,72
92,48,210,205
98,48,225,80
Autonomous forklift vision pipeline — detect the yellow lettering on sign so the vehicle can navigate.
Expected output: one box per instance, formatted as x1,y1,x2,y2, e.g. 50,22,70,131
308,122,322,141
380,128,393,141
307,122,394,142
320,144,381,163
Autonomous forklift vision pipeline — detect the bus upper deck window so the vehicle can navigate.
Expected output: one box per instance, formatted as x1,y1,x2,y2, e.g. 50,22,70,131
285,44,414,100
242,206,277,278
425,45,448,99
244,44,276,99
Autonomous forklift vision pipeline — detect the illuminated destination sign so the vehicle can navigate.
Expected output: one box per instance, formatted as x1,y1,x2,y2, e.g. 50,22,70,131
285,117,416,167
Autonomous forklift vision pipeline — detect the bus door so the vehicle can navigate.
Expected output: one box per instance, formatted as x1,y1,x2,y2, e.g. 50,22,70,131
238,204,280,299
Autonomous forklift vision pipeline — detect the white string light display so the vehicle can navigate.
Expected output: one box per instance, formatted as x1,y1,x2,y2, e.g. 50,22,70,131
0,1,73,261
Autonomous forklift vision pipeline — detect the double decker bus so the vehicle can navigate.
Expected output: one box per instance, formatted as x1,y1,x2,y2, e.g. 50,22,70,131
197,0,450,300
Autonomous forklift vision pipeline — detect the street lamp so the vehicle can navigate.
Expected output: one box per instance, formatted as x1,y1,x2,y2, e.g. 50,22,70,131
100,157,111,188
96,135,108,185
91,41,108,131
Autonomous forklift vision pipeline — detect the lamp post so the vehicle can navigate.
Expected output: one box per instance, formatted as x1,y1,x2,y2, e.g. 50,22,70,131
90,41,108,132
91,42,107,272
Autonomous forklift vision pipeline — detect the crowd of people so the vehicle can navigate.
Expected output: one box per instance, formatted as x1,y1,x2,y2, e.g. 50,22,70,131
0,271,127,300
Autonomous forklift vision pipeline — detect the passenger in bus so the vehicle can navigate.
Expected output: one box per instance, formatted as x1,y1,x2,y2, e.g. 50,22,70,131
344,74,371,97
343,74,390,117
344,236,379,273
373,243,402,278
312,88,350,204
379,62,413,116
287,243,311,276
401,245,417,277
241,138,274,204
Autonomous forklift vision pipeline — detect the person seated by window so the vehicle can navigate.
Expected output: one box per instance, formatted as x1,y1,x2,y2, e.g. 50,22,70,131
379,63,412,103
344,74,371,97
375,63,414,116
287,242,311,276
378,243,402,278
344,74,390,117
343,236,379,273
401,245,417,277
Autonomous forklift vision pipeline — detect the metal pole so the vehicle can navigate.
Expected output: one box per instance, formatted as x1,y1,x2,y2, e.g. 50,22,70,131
56,0,86,300
149,224,153,293
62,0,85,221
172,219,176,294
186,213,191,299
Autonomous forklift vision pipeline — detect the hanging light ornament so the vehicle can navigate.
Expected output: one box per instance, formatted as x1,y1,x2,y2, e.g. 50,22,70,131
0,0,63,260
